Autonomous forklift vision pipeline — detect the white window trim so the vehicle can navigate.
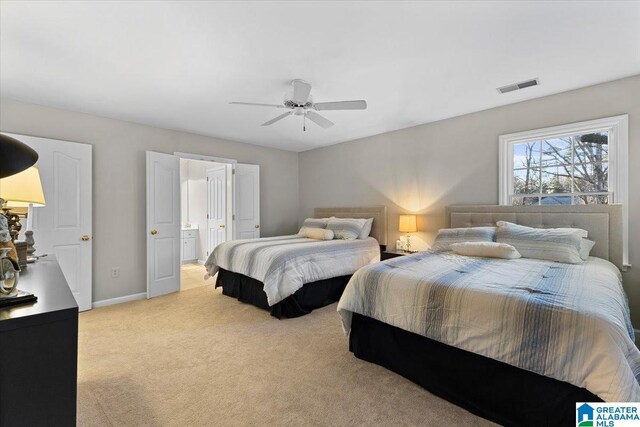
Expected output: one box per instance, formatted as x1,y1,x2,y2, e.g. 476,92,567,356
499,114,629,269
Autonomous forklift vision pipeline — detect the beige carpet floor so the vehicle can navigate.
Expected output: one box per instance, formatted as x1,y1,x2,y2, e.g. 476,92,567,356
78,284,496,426
180,263,208,291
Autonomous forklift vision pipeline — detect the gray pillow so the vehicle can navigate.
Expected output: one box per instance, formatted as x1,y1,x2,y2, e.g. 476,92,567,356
358,218,374,239
580,239,596,261
432,227,496,251
298,217,329,235
327,218,367,240
495,221,583,264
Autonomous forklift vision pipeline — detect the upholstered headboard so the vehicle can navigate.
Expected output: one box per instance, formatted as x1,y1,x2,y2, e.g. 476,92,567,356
314,206,388,246
446,204,623,270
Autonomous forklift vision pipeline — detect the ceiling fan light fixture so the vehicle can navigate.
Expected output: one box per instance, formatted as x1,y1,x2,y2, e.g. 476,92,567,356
230,79,367,130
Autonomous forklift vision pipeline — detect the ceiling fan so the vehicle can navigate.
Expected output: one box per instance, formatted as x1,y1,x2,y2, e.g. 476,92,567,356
229,79,367,131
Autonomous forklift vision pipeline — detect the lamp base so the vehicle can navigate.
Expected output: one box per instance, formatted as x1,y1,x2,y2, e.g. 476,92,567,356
14,241,27,269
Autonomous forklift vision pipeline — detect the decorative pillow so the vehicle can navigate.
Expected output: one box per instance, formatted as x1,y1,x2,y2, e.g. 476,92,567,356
495,221,583,264
327,218,367,240
302,228,334,241
298,217,330,235
450,242,521,259
579,239,596,261
431,227,496,251
358,218,374,239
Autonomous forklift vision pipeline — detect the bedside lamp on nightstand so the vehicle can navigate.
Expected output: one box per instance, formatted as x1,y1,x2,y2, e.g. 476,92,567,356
399,214,417,253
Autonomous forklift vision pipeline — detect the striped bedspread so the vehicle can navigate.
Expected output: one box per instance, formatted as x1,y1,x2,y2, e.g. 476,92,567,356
205,235,380,306
337,252,640,402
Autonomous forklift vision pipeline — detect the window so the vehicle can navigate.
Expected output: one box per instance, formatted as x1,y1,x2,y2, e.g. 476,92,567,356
509,131,610,206
499,115,629,265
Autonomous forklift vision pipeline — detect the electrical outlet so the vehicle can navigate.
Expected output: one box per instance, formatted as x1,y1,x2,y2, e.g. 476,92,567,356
110,267,120,278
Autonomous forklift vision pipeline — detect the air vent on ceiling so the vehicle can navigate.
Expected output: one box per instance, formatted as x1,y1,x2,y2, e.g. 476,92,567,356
497,78,540,94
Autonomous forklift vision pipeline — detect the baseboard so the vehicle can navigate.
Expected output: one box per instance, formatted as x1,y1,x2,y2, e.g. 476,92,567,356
92,292,146,308
197,259,205,265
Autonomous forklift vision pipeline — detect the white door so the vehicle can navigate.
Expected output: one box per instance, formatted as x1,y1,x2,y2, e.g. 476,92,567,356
234,164,260,239
4,133,93,311
146,151,180,298
207,167,227,255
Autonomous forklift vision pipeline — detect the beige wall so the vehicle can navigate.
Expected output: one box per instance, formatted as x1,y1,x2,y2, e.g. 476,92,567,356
298,75,640,326
0,98,299,303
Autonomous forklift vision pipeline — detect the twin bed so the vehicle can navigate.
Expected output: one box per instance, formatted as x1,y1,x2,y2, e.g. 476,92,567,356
205,206,387,318
206,204,638,426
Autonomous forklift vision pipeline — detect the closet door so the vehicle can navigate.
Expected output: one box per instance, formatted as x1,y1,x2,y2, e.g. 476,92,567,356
146,151,180,298
207,166,227,254
4,133,93,311
234,164,260,240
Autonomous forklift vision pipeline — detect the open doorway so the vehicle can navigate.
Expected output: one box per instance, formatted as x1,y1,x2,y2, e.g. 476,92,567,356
146,151,260,299
179,158,233,291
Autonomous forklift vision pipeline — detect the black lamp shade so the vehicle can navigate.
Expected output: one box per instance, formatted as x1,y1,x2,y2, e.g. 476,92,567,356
0,134,39,178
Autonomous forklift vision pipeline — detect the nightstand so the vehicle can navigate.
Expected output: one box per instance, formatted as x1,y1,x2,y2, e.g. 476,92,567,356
381,250,414,261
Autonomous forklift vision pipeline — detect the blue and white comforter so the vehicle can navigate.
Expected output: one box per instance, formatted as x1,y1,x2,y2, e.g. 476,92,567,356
205,235,380,306
337,252,640,402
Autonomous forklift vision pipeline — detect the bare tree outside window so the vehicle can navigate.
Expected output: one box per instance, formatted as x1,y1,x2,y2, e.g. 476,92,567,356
511,131,609,205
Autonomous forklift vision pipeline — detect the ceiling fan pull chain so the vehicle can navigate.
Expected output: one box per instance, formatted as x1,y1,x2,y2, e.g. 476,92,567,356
303,114,306,132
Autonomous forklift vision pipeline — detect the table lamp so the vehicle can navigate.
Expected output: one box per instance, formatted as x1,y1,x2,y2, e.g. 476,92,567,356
399,214,417,252
0,167,46,266
0,133,39,292
0,134,39,179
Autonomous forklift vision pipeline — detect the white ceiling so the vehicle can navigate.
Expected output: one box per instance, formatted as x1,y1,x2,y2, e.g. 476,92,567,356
1,1,639,152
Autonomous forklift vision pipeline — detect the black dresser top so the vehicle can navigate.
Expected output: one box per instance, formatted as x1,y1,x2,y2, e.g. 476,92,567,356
0,257,78,332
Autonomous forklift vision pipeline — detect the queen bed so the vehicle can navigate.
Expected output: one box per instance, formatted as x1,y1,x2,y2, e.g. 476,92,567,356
206,206,387,318
338,204,638,426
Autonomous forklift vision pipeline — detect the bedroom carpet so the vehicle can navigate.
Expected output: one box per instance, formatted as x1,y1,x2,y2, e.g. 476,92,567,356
180,263,208,291
77,284,496,426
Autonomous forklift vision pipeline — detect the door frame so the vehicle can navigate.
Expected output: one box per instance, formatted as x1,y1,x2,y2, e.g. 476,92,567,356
175,151,236,238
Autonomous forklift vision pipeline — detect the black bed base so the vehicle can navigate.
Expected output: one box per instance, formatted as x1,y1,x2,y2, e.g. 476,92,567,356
216,268,351,319
349,313,601,427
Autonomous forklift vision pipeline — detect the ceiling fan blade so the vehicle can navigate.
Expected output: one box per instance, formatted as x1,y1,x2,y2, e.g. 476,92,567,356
314,100,367,111
291,79,312,105
305,111,334,129
230,102,285,109
261,111,293,126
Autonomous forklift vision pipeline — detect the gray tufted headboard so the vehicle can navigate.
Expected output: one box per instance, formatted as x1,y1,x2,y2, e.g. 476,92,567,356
446,204,623,270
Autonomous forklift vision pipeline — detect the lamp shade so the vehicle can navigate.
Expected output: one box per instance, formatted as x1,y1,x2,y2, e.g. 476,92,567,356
0,134,39,178
0,166,46,207
399,214,417,233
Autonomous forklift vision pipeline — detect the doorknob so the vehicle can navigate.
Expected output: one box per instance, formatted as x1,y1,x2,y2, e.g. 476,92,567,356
255,225,260,229
150,229,158,235
219,224,225,228
81,235,90,241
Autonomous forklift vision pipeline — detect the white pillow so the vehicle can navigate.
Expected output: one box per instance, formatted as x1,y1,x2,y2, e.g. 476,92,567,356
358,218,374,239
302,228,334,240
495,221,583,264
450,242,522,259
327,218,367,240
580,239,596,261
551,227,588,238
432,227,496,251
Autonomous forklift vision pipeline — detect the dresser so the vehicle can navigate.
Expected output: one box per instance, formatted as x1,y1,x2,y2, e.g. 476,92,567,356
0,258,78,427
